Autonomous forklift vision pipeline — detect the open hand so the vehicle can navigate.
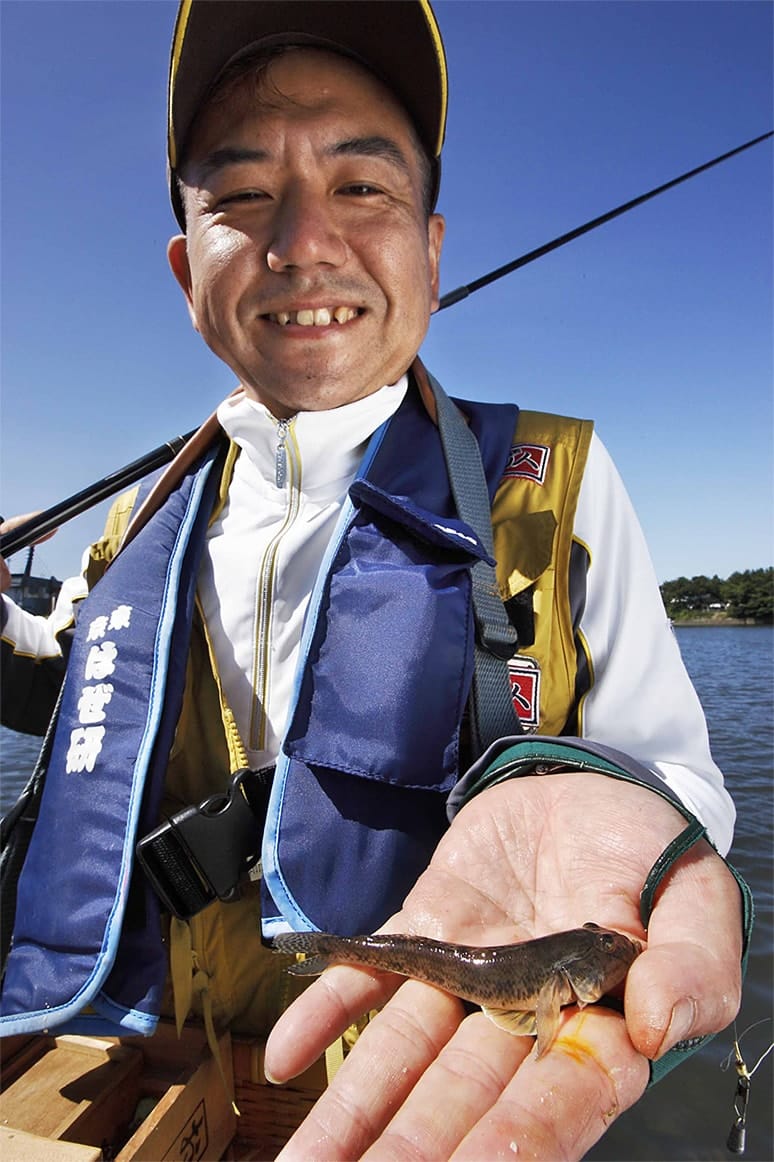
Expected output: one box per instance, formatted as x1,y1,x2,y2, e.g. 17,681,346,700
264,772,743,1160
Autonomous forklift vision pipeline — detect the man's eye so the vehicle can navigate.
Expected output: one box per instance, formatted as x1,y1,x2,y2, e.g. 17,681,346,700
215,190,268,207
340,183,381,197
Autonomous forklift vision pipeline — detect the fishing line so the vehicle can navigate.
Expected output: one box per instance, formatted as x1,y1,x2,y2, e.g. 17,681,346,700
721,1018,774,1154
721,1017,774,1074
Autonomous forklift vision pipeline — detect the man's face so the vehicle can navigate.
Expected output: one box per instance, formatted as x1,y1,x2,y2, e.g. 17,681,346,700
169,48,445,416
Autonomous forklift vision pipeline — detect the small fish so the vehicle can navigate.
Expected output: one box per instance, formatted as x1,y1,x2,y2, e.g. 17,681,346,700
272,921,642,1057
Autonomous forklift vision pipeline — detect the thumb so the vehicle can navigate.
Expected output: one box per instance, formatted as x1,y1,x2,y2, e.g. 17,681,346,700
624,842,744,1060
626,940,741,1060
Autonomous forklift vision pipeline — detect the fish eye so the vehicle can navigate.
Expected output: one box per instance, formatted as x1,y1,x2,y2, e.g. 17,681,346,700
600,934,616,950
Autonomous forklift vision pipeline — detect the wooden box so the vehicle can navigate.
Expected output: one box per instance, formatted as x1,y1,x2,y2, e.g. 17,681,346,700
0,1034,143,1154
0,1025,237,1161
0,1021,329,1160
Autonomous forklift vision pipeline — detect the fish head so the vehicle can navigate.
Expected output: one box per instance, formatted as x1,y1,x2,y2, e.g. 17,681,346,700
567,922,643,1003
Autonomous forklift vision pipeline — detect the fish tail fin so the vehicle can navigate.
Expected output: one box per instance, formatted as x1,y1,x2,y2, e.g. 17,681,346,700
285,954,329,976
271,931,323,956
271,931,331,975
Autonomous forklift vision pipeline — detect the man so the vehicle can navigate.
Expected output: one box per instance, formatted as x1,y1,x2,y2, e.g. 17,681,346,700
0,3,748,1159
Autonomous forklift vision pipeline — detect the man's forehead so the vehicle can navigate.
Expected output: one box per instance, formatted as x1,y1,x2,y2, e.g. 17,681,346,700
185,48,418,164
196,47,413,134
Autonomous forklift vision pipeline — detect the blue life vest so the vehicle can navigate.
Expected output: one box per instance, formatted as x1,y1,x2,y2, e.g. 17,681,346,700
0,385,516,1037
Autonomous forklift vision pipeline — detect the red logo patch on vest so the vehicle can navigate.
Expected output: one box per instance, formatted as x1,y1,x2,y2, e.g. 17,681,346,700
503,443,550,484
507,655,540,729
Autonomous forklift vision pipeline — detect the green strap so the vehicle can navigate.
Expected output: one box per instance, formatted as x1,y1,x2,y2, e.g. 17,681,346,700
640,820,755,1086
639,817,707,928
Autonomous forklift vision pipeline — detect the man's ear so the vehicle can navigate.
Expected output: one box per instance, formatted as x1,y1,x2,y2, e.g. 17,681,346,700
167,234,199,331
427,213,445,313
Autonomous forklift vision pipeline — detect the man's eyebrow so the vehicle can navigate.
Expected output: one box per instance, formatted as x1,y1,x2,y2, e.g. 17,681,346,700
190,146,270,183
328,136,412,175
187,137,412,183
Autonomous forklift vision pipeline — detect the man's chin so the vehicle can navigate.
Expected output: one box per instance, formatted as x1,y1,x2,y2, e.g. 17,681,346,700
240,378,382,417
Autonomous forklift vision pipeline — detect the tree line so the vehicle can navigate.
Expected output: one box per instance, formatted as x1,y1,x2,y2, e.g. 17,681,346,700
660,567,773,623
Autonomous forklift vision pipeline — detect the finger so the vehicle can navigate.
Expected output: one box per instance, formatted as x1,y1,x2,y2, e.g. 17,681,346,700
274,981,464,1161
360,1010,531,1162
0,510,56,544
265,963,403,1083
451,1007,649,1162
626,841,743,1059
0,512,37,534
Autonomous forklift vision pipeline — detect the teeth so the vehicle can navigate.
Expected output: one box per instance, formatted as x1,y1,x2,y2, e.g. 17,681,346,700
271,307,358,326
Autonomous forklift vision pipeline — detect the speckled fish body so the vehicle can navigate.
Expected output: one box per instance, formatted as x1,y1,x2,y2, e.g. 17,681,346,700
273,922,642,1056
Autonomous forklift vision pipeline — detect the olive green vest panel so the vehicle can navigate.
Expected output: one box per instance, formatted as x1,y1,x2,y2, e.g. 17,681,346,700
491,409,593,737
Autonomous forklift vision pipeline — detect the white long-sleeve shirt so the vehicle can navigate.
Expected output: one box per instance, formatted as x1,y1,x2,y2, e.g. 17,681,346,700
198,379,408,768
1,386,735,853
573,434,733,850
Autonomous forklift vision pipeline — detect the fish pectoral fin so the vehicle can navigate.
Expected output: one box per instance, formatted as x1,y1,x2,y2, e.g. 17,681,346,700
565,972,600,1007
534,975,565,1058
482,1006,537,1037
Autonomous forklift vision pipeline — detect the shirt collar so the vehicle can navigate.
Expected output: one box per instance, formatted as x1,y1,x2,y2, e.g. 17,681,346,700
216,378,408,497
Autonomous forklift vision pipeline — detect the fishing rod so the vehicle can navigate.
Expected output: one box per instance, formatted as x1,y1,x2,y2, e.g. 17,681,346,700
438,129,773,309
1,130,771,561
0,432,195,560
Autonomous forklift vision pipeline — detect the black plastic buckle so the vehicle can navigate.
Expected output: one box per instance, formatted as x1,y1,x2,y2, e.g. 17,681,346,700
136,768,272,920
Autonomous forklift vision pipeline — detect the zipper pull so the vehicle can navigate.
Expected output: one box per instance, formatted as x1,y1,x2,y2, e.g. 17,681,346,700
275,418,290,488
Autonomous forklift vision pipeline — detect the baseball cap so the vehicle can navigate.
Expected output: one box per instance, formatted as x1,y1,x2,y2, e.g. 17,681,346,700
167,0,448,228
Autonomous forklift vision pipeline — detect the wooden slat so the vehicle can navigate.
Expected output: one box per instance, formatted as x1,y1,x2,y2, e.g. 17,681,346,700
0,1036,143,1146
0,1034,55,1089
116,1032,237,1161
0,1124,102,1162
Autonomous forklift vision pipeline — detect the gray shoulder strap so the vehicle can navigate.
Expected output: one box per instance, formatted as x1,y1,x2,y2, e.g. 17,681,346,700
426,370,521,756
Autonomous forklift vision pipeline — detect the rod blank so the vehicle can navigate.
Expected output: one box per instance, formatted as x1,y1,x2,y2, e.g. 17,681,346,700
1,432,195,559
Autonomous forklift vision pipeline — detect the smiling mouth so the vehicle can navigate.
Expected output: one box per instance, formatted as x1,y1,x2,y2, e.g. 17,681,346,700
265,306,361,327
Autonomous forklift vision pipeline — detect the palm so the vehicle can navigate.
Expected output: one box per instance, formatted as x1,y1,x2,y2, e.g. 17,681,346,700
394,773,659,946
265,773,743,1161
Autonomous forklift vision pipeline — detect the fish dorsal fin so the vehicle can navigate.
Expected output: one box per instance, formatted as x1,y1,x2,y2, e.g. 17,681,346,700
481,1006,537,1037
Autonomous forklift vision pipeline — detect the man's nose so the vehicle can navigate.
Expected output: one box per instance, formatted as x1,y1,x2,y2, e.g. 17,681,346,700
266,190,348,272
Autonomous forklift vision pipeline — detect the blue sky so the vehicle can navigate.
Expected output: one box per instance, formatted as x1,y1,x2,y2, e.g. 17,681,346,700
1,0,772,583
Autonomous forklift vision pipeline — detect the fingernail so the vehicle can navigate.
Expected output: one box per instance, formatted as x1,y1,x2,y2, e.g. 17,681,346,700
657,996,697,1058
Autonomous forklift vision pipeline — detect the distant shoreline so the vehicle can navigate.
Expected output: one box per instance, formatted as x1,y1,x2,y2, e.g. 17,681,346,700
671,615,769,627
